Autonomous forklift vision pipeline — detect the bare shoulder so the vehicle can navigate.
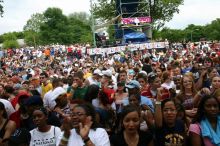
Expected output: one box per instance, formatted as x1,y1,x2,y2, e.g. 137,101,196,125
6,120,16,129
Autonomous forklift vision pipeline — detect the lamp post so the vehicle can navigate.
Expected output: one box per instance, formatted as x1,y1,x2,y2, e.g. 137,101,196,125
90,0,97,47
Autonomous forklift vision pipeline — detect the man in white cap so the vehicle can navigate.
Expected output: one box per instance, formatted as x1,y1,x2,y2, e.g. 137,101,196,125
43,78,62,111
84,69,103,87
52,87,71,120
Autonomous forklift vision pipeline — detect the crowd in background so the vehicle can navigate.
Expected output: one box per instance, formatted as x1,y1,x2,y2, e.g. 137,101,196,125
0,41,220,146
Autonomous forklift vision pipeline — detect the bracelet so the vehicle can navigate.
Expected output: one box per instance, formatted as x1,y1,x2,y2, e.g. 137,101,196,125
61,135,69,142
155,101,161,105
83,137,90,143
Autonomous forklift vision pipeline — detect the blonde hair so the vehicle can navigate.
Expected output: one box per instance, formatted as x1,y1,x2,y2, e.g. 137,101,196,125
176,74,197,103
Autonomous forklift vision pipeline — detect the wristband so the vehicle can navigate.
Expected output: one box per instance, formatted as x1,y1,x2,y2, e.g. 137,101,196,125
155,101,161,105
83,137,90,143
61,135,69,142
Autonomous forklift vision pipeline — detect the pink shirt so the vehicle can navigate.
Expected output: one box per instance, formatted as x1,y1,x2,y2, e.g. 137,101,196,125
189,123,214,146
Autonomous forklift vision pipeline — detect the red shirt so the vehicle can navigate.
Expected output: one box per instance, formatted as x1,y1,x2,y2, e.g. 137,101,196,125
144,86,170,101
103,87,115,104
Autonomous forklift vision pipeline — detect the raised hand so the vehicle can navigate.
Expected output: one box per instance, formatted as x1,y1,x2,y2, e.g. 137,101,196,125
79,116,93,140
62,116,72,137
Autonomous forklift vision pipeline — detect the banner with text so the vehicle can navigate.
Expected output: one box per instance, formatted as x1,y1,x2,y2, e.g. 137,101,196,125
87,42,166,55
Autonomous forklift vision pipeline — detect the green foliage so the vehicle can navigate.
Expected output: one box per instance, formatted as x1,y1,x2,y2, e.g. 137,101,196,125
156,23,210,42
23,13,46,46
93,0,116,21
0,35,3,43
68,17,92,43
0,0,3,17
1,33,19,49
23,13,46,32
3,32,17,41
39,8,70,45
205,19,220,40
107,25,116,42
37,8,92,45
24,31,40,46
0,31,24,41
3,40,19,49
158,27,185,42
68,12,91,26
15,31,25,39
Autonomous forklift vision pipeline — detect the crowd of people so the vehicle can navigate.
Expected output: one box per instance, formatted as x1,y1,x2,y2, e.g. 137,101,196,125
0,41,220,146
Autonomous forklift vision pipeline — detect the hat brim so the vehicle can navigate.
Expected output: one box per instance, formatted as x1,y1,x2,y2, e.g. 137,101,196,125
125,85,136,89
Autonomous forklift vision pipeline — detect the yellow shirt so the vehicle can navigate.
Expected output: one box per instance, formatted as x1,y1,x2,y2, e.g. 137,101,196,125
41,82,53,98
83,73,92,79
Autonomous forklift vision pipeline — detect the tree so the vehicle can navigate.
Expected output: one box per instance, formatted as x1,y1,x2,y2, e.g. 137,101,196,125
68,12,91,26
3,40,19,49
24,31,40,46
205,19,220,40
2,33,19,49
93,0,184,30
40,8,70,45
24,13,46,32
3,33,17,41
68,12,94,44
0,0,3,17
23,13,45,46
68,17,92,44
158,27,185,42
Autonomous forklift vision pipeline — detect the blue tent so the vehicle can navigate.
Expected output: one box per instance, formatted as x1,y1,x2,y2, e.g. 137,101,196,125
122,32,147,44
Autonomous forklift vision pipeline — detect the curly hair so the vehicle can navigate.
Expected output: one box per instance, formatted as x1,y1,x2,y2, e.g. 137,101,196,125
192,95,220,123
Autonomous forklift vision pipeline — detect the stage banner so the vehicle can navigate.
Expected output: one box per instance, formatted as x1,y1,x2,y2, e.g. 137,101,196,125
87,42,166,55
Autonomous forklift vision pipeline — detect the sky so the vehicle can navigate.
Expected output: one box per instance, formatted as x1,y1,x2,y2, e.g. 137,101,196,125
0,0,220,35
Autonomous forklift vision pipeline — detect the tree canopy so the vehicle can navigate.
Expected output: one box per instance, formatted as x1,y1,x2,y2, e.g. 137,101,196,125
21,8,93,46
0,0,3,17
2,33,19,49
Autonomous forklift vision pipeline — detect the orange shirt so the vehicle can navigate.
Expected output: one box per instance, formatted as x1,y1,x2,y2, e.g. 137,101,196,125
44,49,50,56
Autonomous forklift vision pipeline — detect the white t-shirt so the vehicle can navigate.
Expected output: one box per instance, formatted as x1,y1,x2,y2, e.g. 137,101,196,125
92,98,99,108
58,128,110,146
161,81,176,90
43,90,56,110
0,99,15,117
87,76,99,86
30,126,62,146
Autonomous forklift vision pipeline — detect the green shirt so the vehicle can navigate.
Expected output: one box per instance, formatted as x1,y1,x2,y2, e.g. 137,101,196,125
73,86,88,100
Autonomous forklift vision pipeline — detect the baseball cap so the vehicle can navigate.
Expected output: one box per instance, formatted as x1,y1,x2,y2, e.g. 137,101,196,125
125,80,141,89
102,70,112,77
93,69,103,76
128,69,135,75
8,128,31,146
52,87,66,101
13,83,22,90
147,72,158,83
24,95,43,106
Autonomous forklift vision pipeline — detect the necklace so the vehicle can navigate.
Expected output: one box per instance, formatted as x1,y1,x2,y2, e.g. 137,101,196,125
124,132,139,146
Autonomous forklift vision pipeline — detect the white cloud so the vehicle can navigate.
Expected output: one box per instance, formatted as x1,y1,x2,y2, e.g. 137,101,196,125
0,0,220,34
0,0,90,34
165,0,220,29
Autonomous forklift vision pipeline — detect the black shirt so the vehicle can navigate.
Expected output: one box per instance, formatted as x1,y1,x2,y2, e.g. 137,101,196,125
142,64,152,74
155,120,186,146
110,131,153,146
